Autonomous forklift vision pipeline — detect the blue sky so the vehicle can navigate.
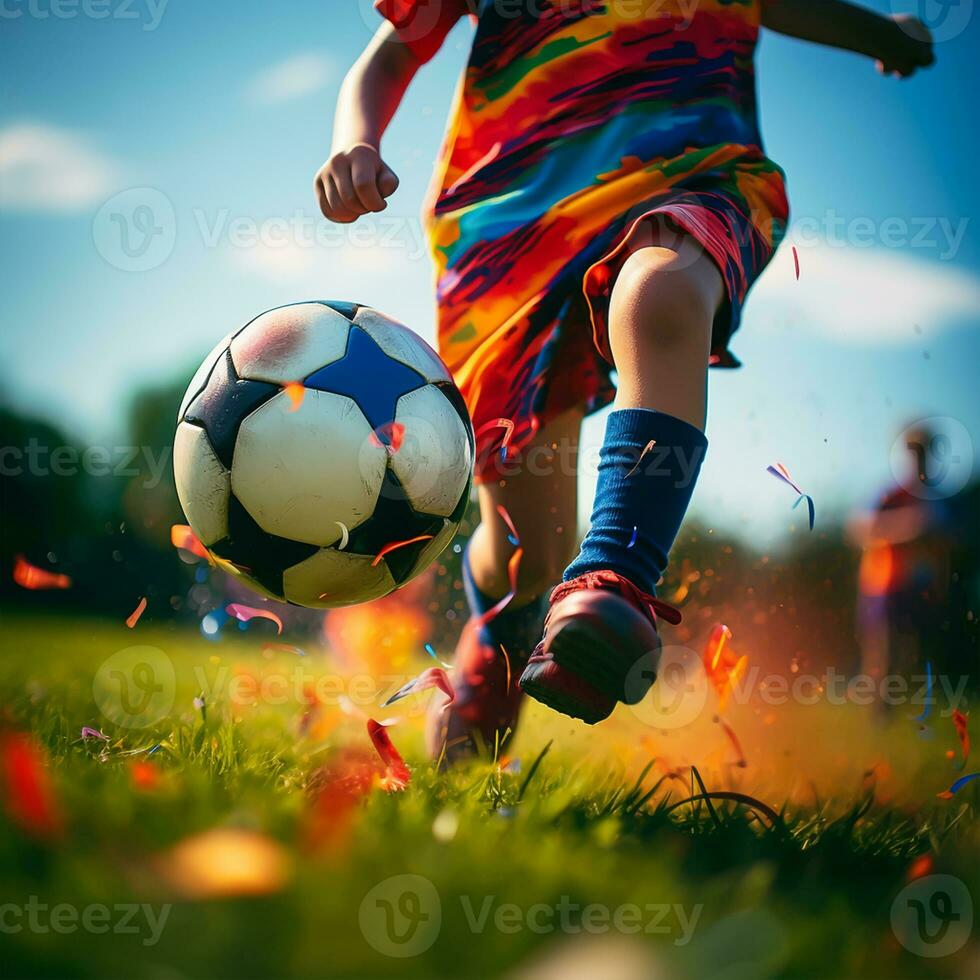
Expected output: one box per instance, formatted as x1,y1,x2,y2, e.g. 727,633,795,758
1,0,978,542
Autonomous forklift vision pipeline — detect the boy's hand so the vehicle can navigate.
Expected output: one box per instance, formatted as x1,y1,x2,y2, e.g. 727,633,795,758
314,144,400,223
876,15,935,78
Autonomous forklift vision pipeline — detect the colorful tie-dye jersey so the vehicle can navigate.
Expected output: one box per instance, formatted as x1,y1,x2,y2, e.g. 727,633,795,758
376,0,788,480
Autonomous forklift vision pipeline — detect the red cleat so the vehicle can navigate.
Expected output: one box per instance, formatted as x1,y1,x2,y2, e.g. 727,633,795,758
426,617,525,764
518,570,681,724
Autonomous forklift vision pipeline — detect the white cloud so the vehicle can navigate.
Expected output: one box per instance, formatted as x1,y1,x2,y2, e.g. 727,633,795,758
0,123,120,212
751,240,980,342
229,239,319,282
246,53,333,106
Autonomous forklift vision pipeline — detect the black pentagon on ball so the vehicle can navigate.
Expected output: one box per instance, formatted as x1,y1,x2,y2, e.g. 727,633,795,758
209,494,319,599
183,350,279,470
344,469,450,584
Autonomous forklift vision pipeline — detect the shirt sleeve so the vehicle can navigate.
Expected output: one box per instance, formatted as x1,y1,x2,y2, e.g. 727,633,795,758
374,0,471,63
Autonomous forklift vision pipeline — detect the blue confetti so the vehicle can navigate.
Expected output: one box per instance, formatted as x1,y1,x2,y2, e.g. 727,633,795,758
627,526,638,549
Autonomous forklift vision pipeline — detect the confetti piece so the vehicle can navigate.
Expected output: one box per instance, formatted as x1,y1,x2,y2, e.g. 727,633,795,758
907,854,933,881
625,440,657,478
716,717,747,768
283,382,306,412
367,718,410,791
915,662,933,723
500,643,512,692
476,417,516,460
80,726,108,741
702,624,747,712
130,760,161,790
0,733,63,839
937,772,980,799
496,504,520,547
261,642,306,658
226,603,284,635
372,534,434,567
335,521,349,551
627,526,638,549
766,463,815,530
12,556,71,590
424,643,437,660
792,245,800,280
369,421,406,455
952,709,970,770
170,525,210,560
382,668,456,709
126,596,147,629
476,547,523,627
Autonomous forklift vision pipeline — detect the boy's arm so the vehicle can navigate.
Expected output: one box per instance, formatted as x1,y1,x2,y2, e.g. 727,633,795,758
314,24,423,224
761,0,934,77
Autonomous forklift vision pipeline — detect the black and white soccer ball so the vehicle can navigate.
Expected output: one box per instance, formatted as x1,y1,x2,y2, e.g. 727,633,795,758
173,301,473,607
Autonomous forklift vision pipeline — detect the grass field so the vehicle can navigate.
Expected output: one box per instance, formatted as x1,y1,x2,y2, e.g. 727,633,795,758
0,613,977,979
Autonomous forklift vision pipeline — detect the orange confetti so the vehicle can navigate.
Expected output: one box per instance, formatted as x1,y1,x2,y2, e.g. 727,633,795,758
129,760,161,790
907,853,934,881
225,603,283,635
702,624,747,712
369,421,406,454
13,555,71,591
170,524,210,560
625,440,657,478
283,382,306,412
372,535,434,567
126,596,148,629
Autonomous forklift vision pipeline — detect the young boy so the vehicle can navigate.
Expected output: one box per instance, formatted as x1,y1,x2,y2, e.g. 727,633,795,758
316,0,934,757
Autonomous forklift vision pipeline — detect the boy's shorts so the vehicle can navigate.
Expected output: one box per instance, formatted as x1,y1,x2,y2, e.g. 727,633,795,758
432,154,789,482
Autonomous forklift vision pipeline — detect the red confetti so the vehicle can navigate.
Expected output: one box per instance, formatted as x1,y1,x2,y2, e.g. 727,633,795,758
476,417,516,458
129,760,161,790
369,421,406,455
792,245,800,280
283,382,306,412
907,854,934,881
0,733,63,839
952,709,970,770
702,624,747,712
225,603,283,635
495,503,520,545
372,535,434,567
476,547,523,627
126,596,147,629
13,556,71,591
366,719,410,792
382,668,455,709
170,525,210,560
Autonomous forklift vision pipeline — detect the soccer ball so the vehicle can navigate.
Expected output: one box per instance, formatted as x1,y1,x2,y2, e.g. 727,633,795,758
173,301,473,607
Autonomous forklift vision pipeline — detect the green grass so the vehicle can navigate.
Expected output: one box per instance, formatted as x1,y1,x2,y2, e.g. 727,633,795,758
0,615,976,979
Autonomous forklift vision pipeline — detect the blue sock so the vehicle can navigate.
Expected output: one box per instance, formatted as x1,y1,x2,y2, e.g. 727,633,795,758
563,409,707,594
463,543,546,661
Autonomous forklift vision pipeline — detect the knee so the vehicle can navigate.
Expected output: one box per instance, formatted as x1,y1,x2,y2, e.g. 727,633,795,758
610,247,720,351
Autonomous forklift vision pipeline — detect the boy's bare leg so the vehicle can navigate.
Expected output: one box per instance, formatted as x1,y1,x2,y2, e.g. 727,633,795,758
467,407,584,606
608,235,723,427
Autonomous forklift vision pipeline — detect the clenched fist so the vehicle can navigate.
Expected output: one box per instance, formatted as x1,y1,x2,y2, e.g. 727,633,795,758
314,143,400,223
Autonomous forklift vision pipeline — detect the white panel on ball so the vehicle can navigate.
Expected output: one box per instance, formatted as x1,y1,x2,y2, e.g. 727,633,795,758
178,331,234,422
232,389,388,546
173,421,231,546
353,308,452,384
230,303,351,385
392,385,472,517
283,548,396,607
